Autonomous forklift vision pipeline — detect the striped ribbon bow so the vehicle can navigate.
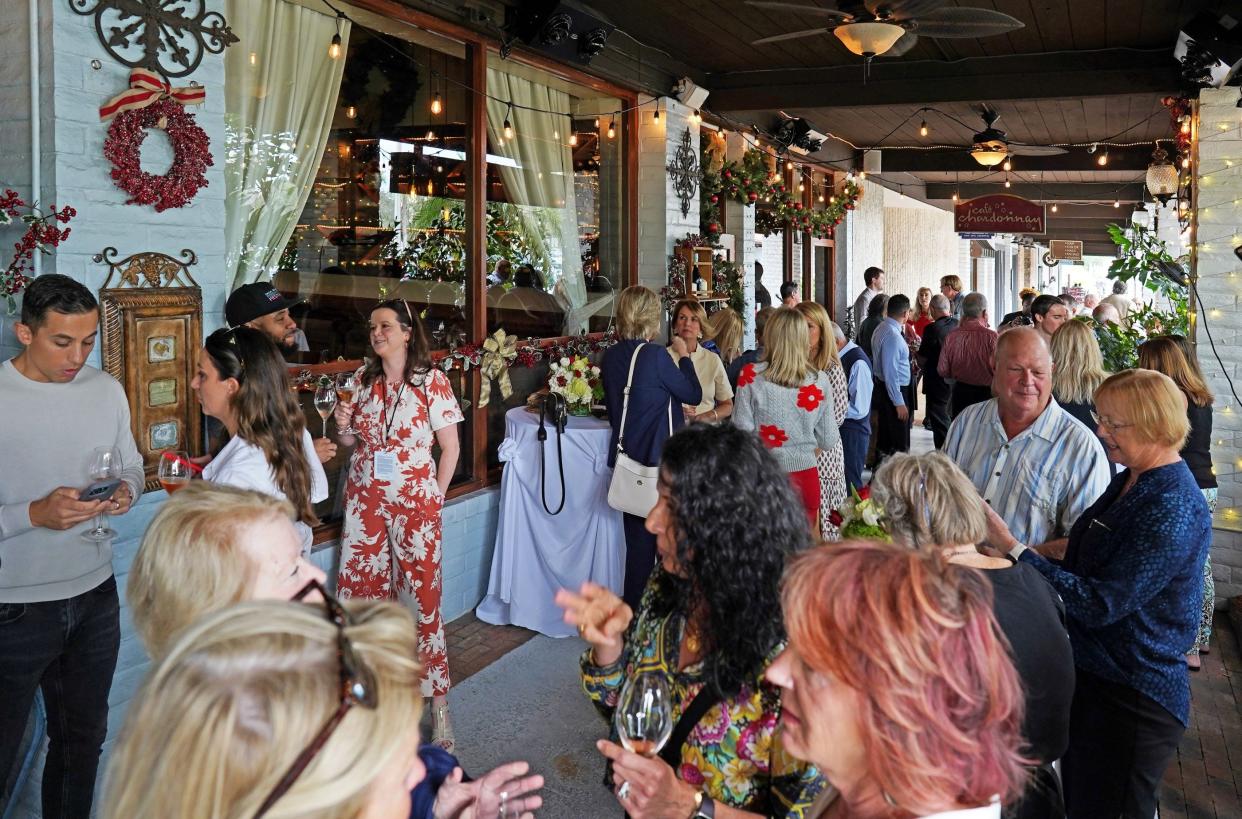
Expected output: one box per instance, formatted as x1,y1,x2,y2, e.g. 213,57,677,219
99,69,206,121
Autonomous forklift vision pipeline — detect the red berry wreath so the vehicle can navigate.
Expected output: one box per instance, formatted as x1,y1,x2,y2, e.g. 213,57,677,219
103,97,212,212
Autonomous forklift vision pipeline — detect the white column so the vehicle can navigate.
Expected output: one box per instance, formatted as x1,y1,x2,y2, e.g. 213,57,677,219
636,97,699,301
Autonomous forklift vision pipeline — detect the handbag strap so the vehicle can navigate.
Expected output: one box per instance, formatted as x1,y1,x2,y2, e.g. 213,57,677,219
617,344,676,451
658,684,722,770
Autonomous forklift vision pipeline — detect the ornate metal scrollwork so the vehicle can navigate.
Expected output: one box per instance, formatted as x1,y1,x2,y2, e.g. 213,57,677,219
69,0,238,79
95,247,199,289
666,127,699,219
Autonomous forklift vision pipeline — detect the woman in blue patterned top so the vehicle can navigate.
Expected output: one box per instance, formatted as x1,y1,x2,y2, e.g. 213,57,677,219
986,369,1211,819
556,424,816,818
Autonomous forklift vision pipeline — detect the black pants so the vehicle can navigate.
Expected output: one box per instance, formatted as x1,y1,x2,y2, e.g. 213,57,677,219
951,381,992,417
1008,763,1065,819
621,513,657,609
923,382,952,450
1062,670,1184,819
873,380,913,461
0,576,120,819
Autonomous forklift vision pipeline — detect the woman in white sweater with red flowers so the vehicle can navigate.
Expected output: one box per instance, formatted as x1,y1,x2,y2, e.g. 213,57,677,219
733,308,840,530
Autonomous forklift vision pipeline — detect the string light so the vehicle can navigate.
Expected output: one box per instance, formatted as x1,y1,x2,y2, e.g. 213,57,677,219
1002,157,1012,172
502,102,514,140
1051,203,1058,213
1004,176,1012,188
345,105,356,119
328,11,344,59
430,92,443,115
1181,118,1191,135
798,181,805,192
919,119,928,137
818,192,825,202
569,132,578,147
594,117,600,128
1182,156,1191,169
858,170,867,180
786,161,794,170
1113,199,1120,208
1097,150,1109,166
951,191,959,202
653,106,660,122
607,119,616,139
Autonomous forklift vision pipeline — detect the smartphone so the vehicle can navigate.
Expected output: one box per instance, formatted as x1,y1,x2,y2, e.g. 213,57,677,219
79,478,122,502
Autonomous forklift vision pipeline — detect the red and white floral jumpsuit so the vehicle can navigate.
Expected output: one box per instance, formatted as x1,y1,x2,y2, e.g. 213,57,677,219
336,366,463,696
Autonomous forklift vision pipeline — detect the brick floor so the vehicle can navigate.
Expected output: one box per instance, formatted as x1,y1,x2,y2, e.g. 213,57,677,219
449,607,1242,818
1160,611,1242,819
445,612,537,684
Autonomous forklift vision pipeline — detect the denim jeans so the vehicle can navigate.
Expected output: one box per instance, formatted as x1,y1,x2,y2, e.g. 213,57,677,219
840,425,869,492
0,576,120,819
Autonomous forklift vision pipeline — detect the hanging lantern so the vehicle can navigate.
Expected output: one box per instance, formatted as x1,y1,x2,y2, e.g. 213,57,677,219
1145,144,1179,205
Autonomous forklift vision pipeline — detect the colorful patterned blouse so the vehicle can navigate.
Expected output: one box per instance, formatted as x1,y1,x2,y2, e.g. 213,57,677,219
579,585,819,816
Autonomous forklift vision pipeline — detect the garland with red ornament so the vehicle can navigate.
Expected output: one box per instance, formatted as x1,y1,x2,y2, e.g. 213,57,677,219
103,97,212,212
700,148,862,245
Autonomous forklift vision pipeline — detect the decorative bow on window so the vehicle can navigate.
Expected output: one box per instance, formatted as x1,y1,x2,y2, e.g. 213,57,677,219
478,329,517,408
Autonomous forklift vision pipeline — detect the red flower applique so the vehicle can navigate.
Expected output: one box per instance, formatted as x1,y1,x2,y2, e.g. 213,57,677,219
737,363,757,389
758,425,788,448
796,384,825,412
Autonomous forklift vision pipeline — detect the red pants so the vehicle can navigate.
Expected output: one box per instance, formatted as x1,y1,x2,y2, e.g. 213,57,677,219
789,467,821,530
337,487,450,697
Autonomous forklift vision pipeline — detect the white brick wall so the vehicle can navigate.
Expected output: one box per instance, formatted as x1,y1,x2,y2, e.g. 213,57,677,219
1196,87,1242,602
637,98,700,299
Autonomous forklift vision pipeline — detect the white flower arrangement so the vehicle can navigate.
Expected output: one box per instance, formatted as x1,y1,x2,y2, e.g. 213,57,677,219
548,355,603,408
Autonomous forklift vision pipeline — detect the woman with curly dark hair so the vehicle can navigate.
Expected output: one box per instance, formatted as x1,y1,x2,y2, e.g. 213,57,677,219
556,423,816,819
195,326,327,555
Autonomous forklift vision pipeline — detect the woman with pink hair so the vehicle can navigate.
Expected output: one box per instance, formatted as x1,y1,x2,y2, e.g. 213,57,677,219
767,541,1030,818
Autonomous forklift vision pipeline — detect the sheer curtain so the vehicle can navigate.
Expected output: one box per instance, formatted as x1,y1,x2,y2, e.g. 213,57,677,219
224,0,349,288
485,67,586,333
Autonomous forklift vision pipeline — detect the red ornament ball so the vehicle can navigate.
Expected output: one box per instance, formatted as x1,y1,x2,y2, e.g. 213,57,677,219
709,195,718,203
748,192,758,202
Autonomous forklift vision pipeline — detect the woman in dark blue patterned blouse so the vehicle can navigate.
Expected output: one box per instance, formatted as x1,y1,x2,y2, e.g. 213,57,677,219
985,369,1211,819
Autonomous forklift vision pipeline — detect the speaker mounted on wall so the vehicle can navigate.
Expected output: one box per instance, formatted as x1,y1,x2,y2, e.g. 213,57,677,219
503,1,614,65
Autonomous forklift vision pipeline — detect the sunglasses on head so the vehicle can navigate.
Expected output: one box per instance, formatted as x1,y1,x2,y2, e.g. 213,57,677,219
252,579,379,818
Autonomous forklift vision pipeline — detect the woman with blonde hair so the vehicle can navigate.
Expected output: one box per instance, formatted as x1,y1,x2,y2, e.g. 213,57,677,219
873,452,1074,819
768,541,1030,817
602,286,701,606
195,326,328,555
1050,319,1109,432
908,286,934,336
1140,335,1217,667
104,599,427,819
127,483,326,658
668,298,733,423
707,306,743,366
733,307,839,527
795,301,848,539
987,369,1211,818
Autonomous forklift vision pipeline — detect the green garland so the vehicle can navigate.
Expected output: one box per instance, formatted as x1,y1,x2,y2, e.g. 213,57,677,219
700,147,862,244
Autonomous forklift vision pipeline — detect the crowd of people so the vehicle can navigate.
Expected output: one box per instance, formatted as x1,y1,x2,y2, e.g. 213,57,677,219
0,267,1218,819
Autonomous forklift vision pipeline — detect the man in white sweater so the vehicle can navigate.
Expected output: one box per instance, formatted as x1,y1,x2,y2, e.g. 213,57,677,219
0,274,143,817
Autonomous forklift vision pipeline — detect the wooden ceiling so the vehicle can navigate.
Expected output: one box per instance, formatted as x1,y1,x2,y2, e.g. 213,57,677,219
573,0,1235,248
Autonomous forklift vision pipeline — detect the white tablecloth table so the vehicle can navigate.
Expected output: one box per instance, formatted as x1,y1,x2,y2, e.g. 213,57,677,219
476,406,624,637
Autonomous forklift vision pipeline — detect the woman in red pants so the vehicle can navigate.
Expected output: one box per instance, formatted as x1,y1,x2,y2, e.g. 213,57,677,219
334,299,463,750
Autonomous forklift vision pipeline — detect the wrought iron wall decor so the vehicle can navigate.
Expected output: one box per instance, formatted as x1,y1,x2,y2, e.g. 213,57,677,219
666,127,699,219
96,247,203,489
69,0,238,79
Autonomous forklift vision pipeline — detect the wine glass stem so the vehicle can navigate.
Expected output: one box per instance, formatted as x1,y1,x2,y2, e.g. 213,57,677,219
94,512,103,535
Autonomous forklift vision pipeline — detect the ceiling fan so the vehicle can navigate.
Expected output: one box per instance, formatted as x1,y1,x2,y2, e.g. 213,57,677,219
746,0,1024,59
968,105,1066,166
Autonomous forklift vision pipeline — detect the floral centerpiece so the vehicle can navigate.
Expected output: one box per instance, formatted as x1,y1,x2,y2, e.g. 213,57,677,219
827,485,890,541
548,355,602,416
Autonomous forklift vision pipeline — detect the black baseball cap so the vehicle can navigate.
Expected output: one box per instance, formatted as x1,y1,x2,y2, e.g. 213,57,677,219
225,283,302,327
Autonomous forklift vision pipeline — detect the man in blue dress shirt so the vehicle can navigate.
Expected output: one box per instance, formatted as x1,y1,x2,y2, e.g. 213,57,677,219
870,294,912,462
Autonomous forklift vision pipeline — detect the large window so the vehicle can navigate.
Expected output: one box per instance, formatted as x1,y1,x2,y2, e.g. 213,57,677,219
239,5,634,525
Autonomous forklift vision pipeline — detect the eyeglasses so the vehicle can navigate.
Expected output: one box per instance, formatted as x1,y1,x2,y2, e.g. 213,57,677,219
252,579,379,818
1090,411,1133,432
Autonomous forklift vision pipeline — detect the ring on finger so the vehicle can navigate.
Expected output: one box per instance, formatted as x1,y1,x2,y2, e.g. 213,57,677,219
618,781,632,801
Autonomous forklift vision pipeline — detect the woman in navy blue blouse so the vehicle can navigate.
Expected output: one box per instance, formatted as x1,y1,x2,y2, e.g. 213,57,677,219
602,286,701,607
986,369,1211,819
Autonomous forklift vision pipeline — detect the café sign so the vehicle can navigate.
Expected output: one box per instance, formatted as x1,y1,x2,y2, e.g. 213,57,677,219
1049,240,1083,261
955,194,1045,235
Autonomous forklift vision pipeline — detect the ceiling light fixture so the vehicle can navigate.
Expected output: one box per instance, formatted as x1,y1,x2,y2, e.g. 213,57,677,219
833,21,906,58
971,147,1008,167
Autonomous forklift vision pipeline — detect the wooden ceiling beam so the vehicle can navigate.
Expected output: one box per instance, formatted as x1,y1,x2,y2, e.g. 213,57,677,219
707,48,1180,111
924,182,1146,201
876,147,1152,173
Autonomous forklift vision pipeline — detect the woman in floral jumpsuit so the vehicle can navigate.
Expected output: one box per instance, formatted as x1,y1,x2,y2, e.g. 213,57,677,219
334,299,463,750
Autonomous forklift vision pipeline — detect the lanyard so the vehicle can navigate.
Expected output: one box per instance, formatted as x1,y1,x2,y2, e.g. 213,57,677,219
381,379,407,445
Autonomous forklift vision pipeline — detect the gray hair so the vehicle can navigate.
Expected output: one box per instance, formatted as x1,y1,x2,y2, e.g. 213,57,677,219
830,321,846,343
871,452,988,551
929,294,950,315
1112,279,1127,295
962,292,987,318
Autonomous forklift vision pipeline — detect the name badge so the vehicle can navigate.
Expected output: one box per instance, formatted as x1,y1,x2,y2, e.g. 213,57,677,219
374,451,398,481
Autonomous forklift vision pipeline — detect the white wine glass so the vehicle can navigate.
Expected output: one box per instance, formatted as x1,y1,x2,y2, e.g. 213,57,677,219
82,446,121,542
613,672,673,758
158,450,193,495
336,373,360,435
314,384,337,438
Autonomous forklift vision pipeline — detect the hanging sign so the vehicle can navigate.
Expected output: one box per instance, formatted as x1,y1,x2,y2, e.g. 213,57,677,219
958,232,994,239
955,194,1046,235
1048,240,1083,261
